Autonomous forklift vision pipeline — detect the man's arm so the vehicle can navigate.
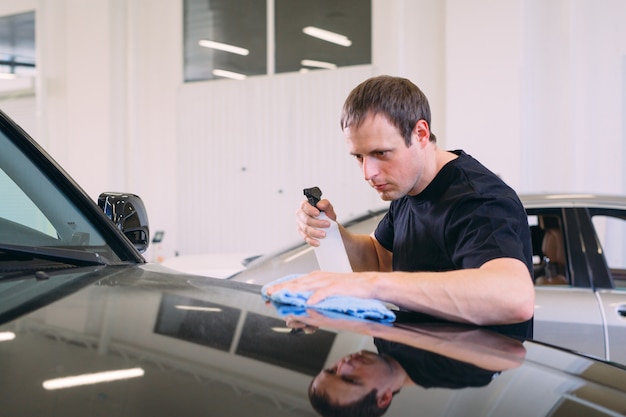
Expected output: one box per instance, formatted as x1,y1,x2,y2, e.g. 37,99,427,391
370,257,535,325
339,227,392,272
296,197,391,271
266,256,534,326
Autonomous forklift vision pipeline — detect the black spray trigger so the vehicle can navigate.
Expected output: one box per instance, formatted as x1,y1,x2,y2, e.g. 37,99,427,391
303,187,323,209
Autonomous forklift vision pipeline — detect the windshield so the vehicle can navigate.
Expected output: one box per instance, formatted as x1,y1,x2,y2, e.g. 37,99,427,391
0,126,121,266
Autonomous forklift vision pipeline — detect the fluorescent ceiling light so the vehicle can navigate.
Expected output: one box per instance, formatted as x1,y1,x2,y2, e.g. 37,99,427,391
301,59,337,70
175,305,222,312
0,332,15,341
199,40,249,56
271,327,293,333
212,69,247,80
42,367,145,390
302,26,352,47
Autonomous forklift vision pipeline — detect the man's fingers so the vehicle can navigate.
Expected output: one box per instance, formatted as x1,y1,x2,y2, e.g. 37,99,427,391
306,288,331,305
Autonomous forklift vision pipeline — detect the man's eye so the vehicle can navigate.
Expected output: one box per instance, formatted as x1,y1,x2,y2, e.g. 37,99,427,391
324,367,360,385
341,376,360,385
376,151,388,157
353,155,363,162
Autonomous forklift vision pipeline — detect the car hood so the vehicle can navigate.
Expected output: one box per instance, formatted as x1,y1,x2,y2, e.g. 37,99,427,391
1,264,625,417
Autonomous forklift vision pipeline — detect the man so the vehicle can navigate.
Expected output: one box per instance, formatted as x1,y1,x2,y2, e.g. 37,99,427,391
266,75,535,329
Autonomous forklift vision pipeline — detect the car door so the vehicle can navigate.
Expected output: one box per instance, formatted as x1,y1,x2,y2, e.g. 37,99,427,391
529,208,607,360
534,289,606,359
589,208,626,364
597,290,626,364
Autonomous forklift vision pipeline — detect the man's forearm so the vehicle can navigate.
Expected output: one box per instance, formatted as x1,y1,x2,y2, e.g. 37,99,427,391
374,259,535,325
339,228,388,271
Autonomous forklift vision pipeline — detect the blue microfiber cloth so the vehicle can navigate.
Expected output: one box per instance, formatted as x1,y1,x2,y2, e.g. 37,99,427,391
261,274,396,323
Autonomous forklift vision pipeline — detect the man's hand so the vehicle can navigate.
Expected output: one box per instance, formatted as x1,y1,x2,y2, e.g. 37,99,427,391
264,270,378,305
295,198,338,247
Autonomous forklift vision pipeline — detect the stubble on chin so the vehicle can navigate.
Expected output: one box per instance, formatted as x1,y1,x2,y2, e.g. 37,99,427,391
378,190,399,202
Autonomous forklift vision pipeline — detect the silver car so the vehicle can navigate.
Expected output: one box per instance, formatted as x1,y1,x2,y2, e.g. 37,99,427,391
230,195,626,365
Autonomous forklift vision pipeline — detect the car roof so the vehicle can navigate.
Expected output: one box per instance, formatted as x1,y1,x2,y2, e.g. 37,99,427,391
520,193,626,209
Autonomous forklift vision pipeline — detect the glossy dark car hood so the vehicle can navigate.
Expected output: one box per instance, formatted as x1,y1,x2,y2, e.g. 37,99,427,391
1,264,625,417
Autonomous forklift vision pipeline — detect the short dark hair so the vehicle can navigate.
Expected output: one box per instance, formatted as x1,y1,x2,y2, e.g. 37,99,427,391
340,75,436,146
308,386,390,417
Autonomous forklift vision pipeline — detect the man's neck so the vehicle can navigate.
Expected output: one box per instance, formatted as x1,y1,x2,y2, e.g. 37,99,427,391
435,148,459,171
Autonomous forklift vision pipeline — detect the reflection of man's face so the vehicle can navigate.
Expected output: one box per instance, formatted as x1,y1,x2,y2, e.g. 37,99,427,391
311,350,397,406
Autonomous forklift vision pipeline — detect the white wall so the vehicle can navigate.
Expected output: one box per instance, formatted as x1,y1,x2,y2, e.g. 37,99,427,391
1,0,626,260
177,66,383,256
445,0,525,186
444,0,626,194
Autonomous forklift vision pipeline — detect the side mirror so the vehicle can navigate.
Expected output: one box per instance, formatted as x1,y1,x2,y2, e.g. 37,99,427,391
98,192,150,253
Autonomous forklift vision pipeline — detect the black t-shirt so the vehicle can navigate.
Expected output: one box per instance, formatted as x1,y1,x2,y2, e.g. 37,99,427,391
374,150,534,336
375,150,533,276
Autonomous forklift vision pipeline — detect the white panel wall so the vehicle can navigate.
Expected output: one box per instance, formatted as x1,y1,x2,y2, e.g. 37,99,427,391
2,0,626,260
518,0,626,193
372,0,446,143
123,0,181,261
445,0,525,188
177,66,384,255
445,0,626,194
37,0,120,195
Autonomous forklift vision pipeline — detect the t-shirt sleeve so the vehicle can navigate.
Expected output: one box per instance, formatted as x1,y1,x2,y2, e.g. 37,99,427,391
447,196,530,270
374,207,394,252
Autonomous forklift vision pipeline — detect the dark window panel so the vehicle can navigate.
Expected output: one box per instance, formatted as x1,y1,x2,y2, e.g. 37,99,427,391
183,0,371,82
275,0,371,73
0,11,36,76
184,0,267,81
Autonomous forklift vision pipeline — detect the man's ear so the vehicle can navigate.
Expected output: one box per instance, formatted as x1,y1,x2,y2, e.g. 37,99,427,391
413,119,431,146
377,389,394,408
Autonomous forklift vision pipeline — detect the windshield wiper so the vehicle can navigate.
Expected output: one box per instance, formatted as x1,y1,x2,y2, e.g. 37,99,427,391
0,243,108,268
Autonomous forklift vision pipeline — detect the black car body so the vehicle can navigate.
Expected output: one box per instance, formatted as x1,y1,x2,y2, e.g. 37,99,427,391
2,109,626,416
3,262,626,416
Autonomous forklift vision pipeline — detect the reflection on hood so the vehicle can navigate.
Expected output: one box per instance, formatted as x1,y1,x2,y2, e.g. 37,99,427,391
374,338,497,389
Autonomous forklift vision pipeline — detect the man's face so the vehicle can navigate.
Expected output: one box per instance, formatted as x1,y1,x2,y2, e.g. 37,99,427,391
310,350,395,406
344,113,427,201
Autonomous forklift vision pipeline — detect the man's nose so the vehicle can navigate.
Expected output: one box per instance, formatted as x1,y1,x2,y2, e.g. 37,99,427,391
362,157,378,181
337,358,355,374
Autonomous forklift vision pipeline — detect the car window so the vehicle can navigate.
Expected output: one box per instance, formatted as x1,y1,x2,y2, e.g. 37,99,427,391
0,126,118,260
0,168,57,239
527,212,569,286
592,214,626,289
